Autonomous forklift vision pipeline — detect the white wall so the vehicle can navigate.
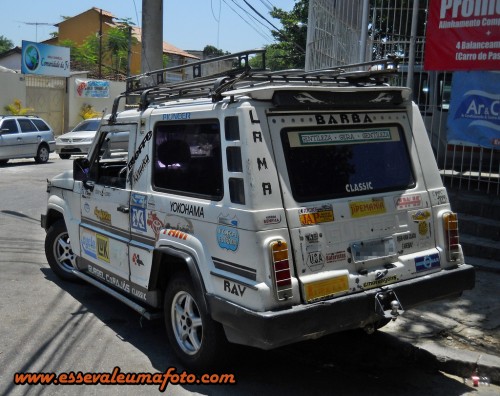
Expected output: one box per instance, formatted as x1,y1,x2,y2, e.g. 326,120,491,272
66,74,126,131
0,72,27,113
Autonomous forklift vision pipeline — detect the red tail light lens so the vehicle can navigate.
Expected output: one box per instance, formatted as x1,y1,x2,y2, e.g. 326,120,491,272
270,240,293,301
443,212,460,261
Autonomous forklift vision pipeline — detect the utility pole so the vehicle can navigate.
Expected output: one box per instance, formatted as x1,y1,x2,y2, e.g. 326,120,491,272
141,0,163,77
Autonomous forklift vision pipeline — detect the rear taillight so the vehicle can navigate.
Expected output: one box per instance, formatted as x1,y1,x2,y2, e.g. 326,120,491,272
270,240,293,301
443,212,460,261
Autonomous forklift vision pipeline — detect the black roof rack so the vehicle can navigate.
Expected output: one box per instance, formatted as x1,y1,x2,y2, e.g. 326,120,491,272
109,49,400,121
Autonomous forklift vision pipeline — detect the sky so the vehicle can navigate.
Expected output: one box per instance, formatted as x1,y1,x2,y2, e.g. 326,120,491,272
0,0,297,53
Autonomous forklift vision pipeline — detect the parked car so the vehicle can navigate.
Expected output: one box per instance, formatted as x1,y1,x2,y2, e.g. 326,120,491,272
56,118,101,159
0,115,55,164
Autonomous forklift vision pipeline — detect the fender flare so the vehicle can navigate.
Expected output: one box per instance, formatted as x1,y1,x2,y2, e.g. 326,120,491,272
152,245,209,312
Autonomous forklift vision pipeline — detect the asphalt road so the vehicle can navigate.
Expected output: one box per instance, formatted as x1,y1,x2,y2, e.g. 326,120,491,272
0,155,498,395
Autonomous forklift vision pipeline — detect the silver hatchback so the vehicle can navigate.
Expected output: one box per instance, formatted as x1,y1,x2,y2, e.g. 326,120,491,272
0,115,55,165
55,118,101,159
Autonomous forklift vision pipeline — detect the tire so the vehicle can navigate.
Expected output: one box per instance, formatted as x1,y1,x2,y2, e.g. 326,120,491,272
164,272,227,369
35,144,50,163
45,219,79,281
59,154,71,160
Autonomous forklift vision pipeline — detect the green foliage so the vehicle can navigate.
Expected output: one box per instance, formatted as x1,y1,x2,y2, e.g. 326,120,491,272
203,45,229,57
79,104,101,120
0,35,14,54
266,0,308,69
59,22,137,78
4,99,34,115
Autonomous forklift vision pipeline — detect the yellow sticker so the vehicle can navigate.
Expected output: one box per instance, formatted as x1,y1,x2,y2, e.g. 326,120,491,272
349,198,386,218
96,234,110,263
305,275,349,302
299,205,334,225
418,221,429,236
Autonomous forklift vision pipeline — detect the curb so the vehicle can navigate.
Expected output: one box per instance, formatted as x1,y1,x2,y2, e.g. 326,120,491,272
414,341,500,385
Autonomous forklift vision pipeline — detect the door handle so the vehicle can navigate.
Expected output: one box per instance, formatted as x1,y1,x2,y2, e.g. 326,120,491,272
117,205,130,213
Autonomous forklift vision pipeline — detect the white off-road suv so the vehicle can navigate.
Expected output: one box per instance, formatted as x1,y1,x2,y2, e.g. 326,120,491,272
41,50,475,368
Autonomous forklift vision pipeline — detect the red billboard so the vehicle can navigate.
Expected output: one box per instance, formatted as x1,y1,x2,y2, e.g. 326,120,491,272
424,0,500,70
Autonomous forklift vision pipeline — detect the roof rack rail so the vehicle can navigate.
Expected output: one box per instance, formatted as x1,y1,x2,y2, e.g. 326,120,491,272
109,51,401,122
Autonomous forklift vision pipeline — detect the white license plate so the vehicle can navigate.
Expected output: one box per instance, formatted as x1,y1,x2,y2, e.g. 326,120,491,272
351,237,396,263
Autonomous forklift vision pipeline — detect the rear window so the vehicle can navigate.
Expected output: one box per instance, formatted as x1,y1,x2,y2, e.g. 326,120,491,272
281,124,415,202
32,119,50,131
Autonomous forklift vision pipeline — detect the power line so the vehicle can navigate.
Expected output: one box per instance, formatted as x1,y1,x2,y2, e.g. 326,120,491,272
221,0,273,42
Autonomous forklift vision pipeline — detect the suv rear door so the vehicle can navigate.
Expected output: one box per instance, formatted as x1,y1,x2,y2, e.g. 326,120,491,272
266,89,438,303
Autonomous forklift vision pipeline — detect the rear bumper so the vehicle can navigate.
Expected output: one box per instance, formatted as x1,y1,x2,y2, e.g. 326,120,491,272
208,264,475,350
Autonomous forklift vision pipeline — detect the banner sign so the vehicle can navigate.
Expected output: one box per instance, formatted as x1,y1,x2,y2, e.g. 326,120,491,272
75,78,110,98
21,41,70,77
424,0,500,70
447,71,500,148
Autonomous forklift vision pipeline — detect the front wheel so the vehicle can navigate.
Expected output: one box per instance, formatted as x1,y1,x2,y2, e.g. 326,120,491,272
35,144,50,163
45,219,79,281
164,272,227,369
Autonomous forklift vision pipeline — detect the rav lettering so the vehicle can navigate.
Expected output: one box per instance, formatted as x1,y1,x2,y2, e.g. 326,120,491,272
223,280,246,297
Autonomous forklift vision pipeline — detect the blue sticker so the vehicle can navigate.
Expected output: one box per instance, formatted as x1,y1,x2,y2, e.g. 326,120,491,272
216,225,239,251
131,193,147,207
415,253,440,272
81,231,97,259
131,206,147,232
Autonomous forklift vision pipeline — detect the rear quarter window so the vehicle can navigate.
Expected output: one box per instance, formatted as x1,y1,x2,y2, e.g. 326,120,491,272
281,124,415,202
32,119,51,131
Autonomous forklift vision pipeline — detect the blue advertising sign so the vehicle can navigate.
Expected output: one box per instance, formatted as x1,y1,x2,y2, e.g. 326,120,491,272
447,71,500,149
21,40,70,77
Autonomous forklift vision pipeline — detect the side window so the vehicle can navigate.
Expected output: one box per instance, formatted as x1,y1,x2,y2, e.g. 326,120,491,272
32,119,50,131
18,119,38,132
1,120,19,134
88,131,129,188
153,120,223,199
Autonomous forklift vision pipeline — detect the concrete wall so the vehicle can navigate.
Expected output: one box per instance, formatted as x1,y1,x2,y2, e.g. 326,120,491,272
0,72,27,114
66,73,125,131
1,71,125,134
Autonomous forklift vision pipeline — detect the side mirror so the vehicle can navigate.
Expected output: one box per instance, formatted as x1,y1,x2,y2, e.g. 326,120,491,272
73,157,90,182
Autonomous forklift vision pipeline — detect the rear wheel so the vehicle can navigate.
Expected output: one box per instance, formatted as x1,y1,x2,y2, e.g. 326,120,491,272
35,144,50,163
164,272,227,369
59,154,71,160
45,220,79,281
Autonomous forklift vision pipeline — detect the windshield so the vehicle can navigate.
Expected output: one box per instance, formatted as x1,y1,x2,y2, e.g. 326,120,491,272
281,124,415,202
73,120,100,132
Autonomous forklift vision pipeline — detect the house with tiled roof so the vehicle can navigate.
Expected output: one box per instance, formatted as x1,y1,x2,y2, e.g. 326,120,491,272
44,7,198,77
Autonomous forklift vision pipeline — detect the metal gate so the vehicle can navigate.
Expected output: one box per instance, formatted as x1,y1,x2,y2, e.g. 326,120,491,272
25,75,66,136
305,0,499,195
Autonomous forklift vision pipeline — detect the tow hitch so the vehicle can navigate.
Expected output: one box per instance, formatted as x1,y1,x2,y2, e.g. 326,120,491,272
375,289,404,321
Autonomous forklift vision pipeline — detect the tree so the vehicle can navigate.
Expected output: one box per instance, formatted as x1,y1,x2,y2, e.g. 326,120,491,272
267,0,308,69
0,35,14,53
203,45,228,57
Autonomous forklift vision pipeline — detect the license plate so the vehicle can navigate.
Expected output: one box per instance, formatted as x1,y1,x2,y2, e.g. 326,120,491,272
351,237,396,263
304,275,349,302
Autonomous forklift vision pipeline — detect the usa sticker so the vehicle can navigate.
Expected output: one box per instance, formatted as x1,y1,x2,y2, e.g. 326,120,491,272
131,206,147,232
415,253,440,272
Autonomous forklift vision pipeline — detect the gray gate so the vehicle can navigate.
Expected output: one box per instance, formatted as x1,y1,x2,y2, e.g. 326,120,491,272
25,75,66,136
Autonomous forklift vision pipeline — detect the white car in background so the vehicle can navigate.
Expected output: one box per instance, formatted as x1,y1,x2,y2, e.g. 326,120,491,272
56,118,101,159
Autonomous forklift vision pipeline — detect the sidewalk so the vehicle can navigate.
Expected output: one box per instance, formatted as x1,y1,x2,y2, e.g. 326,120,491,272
381,256,500,385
